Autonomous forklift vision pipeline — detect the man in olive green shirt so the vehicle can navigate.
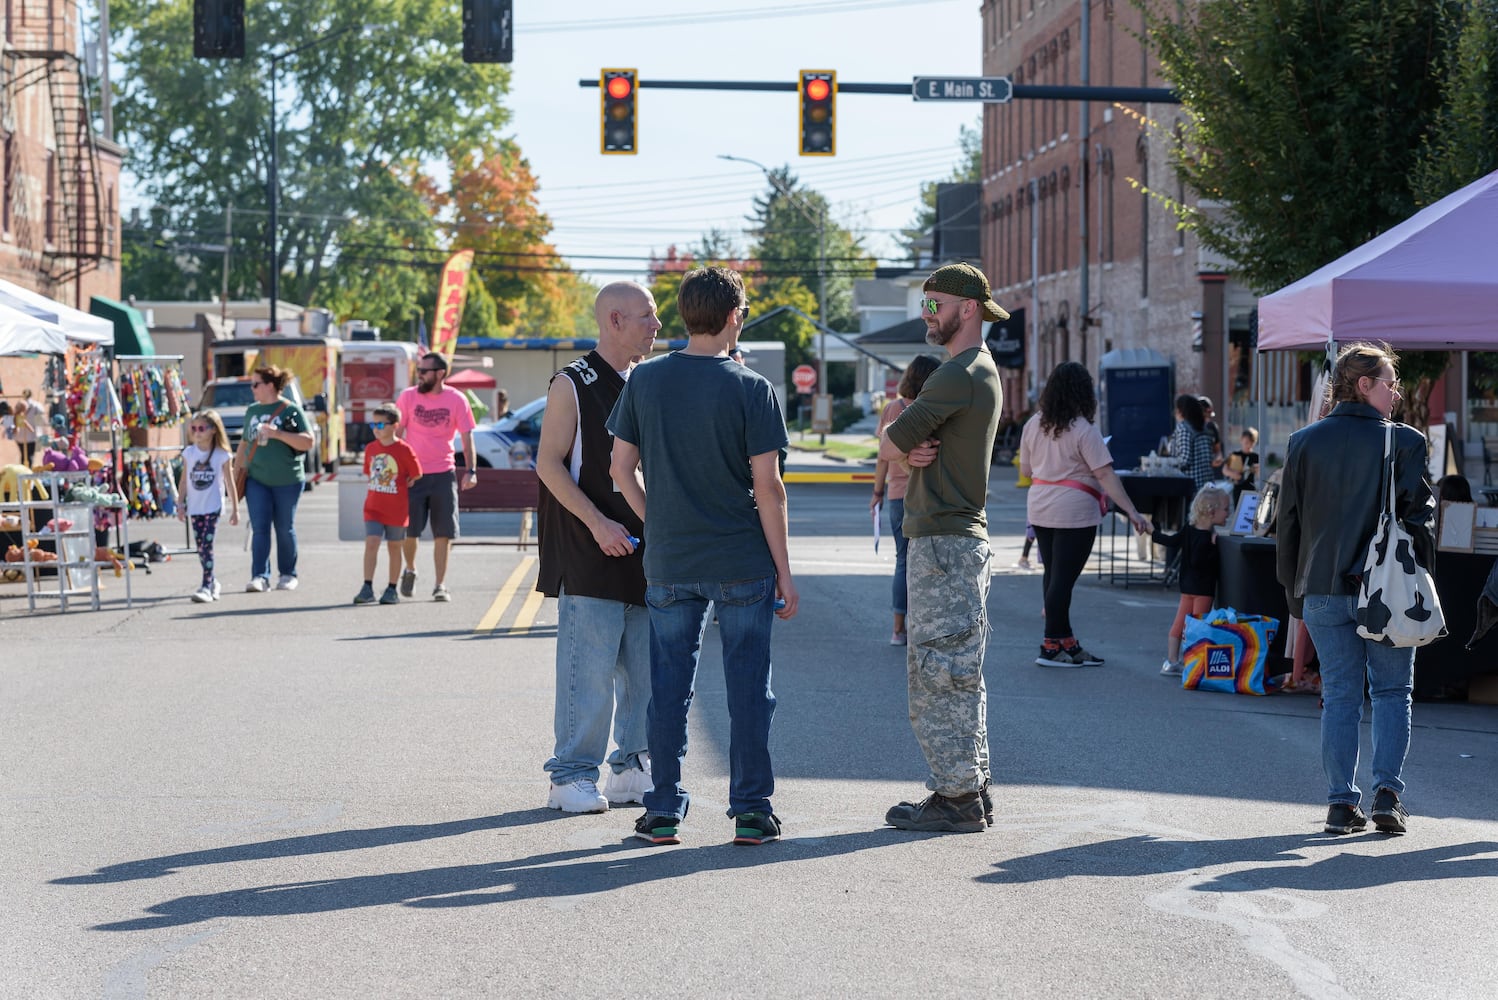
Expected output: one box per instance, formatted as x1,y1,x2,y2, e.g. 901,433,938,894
878,262,1005,835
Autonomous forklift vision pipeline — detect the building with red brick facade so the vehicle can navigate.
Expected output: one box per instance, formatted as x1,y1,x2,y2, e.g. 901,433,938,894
978,0,1259,418
2,0,122,308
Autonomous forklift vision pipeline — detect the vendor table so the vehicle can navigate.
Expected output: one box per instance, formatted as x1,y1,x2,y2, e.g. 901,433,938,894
1095,472,1195,587
1215,533,1498,698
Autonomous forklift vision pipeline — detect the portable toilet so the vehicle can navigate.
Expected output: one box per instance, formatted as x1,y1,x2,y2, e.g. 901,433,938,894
1098,348,1174,471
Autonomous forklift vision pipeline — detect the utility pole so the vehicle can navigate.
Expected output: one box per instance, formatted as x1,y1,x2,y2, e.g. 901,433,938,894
719,154,829,444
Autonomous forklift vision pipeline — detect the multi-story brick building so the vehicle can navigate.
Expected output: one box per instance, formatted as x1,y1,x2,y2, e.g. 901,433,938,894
978,0,1260,420
2,0,122,307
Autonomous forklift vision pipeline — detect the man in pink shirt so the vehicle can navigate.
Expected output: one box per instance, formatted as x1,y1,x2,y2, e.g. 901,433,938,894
396,353,477,601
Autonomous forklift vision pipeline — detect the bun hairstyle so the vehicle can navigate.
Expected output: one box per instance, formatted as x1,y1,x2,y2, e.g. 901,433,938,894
252,365,291,392
1328,341,1397,408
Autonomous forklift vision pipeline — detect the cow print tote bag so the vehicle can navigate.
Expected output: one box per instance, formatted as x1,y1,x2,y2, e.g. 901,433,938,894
1356,423,1446,648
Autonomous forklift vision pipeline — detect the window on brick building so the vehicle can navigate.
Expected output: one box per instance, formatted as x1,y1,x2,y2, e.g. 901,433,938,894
106,183,116,256
1,132,11,235
1137,133,1150,298
44,150,56,246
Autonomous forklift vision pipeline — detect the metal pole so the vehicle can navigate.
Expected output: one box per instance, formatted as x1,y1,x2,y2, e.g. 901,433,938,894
817,215,827,445
268,59,279,335
99,0,113,139
221,203,232,327
1078,0,1091,371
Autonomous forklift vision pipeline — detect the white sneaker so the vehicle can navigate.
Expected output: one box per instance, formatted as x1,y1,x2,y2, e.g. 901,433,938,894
246,577,269,593
1161,659,1183,676
546,778,608,814
603,758,653,805
275,575,299,591
210,579,222,600
190,586,213,604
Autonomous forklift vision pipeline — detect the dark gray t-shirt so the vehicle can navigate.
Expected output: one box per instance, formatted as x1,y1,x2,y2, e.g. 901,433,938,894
607,351,789,583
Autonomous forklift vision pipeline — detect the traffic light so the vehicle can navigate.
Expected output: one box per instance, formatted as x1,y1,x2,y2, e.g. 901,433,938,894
463,0,513,64
799,70,836,156
193,0,244,59
601,69,638,155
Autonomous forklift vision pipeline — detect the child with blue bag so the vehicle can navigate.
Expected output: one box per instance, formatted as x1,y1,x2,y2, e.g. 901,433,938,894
1153,484,1231,675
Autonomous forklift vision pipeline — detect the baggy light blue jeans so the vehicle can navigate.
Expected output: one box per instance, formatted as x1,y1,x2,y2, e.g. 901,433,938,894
643,575,777,819
1301,593,1415,805
544,587,651,785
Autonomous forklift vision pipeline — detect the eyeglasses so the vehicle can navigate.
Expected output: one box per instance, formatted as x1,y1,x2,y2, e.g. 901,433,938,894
920,297,960,315
249,380,266,388
737,305,750,322
417,367,443,374
189,424,210,433
1373,376,1403,397
369,421,388,430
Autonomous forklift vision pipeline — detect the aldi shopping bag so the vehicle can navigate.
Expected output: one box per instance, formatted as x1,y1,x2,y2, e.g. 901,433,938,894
1182,608,1281,695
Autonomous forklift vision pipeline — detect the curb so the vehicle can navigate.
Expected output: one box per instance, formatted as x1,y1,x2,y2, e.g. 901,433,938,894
784,471,877,484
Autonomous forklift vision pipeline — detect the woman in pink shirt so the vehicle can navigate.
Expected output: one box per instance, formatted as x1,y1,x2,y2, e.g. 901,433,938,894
1020,362,1150,667
871,356,941,646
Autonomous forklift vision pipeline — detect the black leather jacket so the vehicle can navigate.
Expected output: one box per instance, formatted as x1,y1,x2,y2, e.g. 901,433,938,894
1275,402,1435,617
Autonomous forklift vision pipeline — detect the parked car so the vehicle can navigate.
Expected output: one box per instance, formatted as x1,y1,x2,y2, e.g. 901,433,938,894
455,393,546,469
198,376,323,484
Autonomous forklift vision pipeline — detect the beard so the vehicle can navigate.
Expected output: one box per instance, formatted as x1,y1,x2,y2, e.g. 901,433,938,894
418,378,440,394
924,312,960,347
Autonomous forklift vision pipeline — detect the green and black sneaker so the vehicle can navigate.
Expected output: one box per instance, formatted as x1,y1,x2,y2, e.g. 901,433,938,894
633,813,681,845
732,811,781,846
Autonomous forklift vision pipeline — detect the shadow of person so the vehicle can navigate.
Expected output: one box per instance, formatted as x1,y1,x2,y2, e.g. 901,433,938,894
1196,841,1498,893
979,832,1498,895
52,811,563,886
90,829,897,932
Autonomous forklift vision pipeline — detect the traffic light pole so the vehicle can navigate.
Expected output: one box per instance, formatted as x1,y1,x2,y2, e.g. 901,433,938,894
579,78,1177,104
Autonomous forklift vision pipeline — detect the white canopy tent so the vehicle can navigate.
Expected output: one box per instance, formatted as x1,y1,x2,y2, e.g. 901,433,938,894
0,278,114,347
0,304,68,356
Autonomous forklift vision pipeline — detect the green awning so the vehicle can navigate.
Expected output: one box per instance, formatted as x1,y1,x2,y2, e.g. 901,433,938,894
90,295,155,356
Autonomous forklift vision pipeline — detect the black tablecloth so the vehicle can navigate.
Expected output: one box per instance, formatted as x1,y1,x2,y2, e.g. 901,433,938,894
1216,533,1498,695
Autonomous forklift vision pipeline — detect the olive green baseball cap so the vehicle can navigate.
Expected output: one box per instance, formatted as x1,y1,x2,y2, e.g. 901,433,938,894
923,261,1009,322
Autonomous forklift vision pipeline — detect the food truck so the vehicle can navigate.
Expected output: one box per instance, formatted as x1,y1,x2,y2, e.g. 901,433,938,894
340,341,420,452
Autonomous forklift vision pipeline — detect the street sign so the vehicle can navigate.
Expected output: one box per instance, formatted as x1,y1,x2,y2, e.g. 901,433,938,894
792,364,817,392
911,76,1013,103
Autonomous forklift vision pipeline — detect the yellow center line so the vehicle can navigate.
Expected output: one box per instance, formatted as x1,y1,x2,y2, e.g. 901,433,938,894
507,587,547,634
475,556,536,633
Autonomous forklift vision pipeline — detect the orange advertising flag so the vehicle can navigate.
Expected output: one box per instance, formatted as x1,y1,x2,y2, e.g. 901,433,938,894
429,249,476,361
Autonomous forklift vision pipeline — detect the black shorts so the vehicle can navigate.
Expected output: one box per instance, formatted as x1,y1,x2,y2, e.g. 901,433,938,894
407,470,459,538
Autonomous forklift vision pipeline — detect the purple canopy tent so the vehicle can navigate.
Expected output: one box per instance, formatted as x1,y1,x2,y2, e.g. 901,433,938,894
1258,169,1498,351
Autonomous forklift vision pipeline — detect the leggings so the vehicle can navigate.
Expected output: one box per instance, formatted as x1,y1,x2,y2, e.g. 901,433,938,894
1169,593,1214,639
1033,524,1098,640
191,512,220,588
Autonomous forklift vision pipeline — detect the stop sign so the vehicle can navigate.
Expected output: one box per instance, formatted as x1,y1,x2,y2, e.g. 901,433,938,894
792,364,817,392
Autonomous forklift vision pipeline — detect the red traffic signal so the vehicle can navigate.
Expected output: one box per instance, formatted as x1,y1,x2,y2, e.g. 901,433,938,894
601,69,638,155
799,70,836,156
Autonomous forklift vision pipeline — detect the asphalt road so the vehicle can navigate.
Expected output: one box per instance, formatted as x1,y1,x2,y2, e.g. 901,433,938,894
4,466,1498,999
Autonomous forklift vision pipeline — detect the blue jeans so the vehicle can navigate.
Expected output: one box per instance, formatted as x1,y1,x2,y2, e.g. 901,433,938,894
1301,593,1414,805
544,587,650,785
888,498,908,616
245,478,302,580
643,575,778,819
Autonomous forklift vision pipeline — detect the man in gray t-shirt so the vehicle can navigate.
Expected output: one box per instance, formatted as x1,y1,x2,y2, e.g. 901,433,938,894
609,265,797,848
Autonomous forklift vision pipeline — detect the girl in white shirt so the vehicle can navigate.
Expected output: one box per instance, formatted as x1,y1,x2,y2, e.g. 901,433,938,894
177,409,240,603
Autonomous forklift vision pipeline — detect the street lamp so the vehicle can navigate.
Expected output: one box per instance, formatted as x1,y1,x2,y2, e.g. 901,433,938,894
266,25,356,334
718,153,829,439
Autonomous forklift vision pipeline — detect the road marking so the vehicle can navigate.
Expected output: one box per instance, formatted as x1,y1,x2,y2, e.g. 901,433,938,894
507,586,547,633
476,556,536,633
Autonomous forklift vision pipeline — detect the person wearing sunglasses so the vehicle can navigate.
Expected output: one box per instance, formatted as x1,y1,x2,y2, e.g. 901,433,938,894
394,353,477,602
877,261,1008,836
176,408,239,603
354,403,422,606
608,265,796,847
239,365,315,593
536,281,661,815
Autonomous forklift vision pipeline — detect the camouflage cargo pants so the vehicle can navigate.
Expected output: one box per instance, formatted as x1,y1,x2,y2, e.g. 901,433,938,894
905,533,991,796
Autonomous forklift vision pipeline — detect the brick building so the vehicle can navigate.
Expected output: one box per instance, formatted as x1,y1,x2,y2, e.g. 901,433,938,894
978,0,1259,418
2,0,122,307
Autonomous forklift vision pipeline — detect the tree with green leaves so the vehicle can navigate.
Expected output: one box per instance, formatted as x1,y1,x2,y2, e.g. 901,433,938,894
110,0,590,340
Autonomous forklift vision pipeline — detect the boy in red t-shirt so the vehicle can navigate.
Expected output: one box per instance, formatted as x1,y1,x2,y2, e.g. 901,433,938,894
356,403,422,605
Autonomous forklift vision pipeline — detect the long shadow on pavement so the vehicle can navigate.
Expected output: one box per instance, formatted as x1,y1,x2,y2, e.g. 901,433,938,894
88,829,899,932
979,832,1498,892
52,811,566,885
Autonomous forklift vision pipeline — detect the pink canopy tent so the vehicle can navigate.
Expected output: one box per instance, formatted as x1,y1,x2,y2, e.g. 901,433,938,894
1258,169,1498,350
444,367,497,390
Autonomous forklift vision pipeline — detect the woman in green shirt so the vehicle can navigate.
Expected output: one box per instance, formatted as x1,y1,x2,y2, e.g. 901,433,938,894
237,365,315,592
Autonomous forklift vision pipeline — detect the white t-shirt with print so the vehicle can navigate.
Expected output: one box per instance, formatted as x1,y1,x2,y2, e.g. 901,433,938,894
182,444,231,517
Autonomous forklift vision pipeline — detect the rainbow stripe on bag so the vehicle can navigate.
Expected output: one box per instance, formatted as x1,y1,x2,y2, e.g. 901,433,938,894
1182,610,1281,696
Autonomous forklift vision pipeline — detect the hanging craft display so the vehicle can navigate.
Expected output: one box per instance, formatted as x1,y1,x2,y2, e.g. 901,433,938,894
118,365,191,428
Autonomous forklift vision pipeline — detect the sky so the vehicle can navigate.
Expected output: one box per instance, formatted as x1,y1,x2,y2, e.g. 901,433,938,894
504,0,985,281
